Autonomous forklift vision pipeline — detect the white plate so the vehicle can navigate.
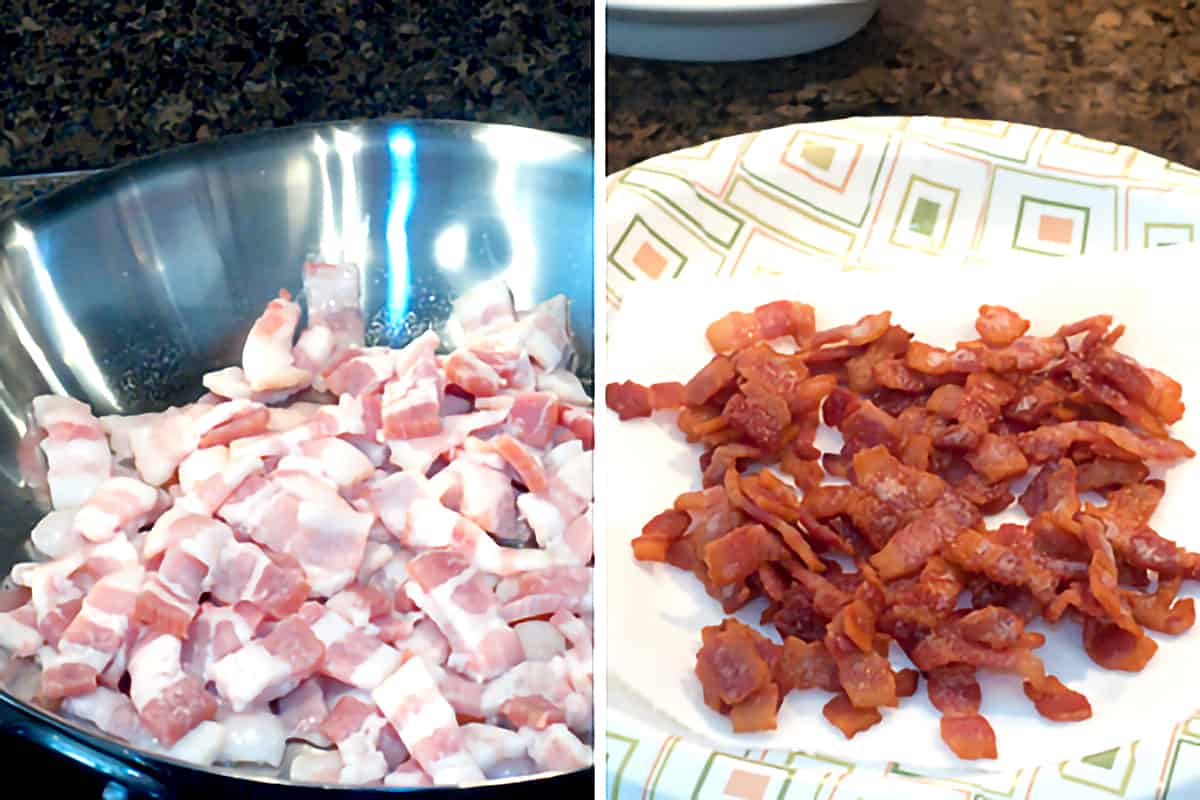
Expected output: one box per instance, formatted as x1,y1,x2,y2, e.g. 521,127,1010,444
605,117,1200,800
606,0,880,62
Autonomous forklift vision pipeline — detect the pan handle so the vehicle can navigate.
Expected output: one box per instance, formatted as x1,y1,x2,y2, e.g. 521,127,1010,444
0,695,171,799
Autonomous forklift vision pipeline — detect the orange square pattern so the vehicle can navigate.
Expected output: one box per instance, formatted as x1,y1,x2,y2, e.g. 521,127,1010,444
1037,214,1075,244
723,768,771,800
633,241,668,278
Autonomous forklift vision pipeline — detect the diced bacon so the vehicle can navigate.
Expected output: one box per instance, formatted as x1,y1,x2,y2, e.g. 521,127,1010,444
43,566,144,699
318,695,390,785
501,695,566,730
216,708,288,767
99,413,157,462
167,720,226,766
177,446,264,514
387,400,513,474
130,407,197,486
520,723,591,772
84,534,141,578
503,301,572,370
291,439,371,489
381,332,444,441
30,509,83,558
480,658,574,717
460,723,527,770
290,745,344,783
550,610,593,695
209,615,324,711
433,459,518,537
518,492,590,566
536,369,591,406
192,400,270,449
508,393,559,449
298,602,402,689
62,686,150,745
559,406,594,450
181,602,262,680
514,620,567,661
34,395,112,508
0,603,41,656
325,348,396,398
406,551,524,681
390,618,452,667
288,497,373,597
372,657,486,786
10,555,85,645
451,280,516,339
445,350,504,397
128,634,218,746
242,291,312,393
496,566,593,622
209,541,309,619
135,574,199,638
276,678,330,746
402,498,557,576
72,476,159,543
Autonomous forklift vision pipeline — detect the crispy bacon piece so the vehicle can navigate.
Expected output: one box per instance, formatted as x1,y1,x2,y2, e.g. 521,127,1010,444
695,619,775,712
1023,676,1091,722
1082,616,1158,672
822,692,882,739
605,381,652,421
940,714,997,760
976,305,1030,347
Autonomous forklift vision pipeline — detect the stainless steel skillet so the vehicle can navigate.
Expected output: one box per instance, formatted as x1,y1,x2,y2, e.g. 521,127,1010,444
0,119,594,799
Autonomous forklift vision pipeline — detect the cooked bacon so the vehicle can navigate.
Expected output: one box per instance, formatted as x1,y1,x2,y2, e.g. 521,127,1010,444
822,692,882,739
608,298,1193,761
976,305,1030,347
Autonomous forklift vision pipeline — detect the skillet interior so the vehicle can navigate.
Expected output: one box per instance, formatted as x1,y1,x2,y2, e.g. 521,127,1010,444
0,119,594,795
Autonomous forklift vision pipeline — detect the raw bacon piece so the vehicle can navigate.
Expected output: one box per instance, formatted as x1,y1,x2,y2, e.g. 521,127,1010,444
382,331,444,440
72,477,160,544
42,566,144,700
128,634,218,746
319,695,390,785
242,291,312,393
372,657,486,785
34,395,113,508
209,615,324,711
276,677,329,746
62,686,149,745
209,541,309,619
520,723,591,772
297,602,402,690
405,551,525,681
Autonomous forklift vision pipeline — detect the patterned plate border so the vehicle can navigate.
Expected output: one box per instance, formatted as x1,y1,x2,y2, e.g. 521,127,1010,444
605,116,1200,800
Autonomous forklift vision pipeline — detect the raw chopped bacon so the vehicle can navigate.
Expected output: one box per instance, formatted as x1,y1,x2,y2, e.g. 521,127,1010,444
372,656,486,785
33,395,112,509
128,634,218,746
209,615,324,711
297,602,402,689
405,551,524,681
242,291,312,393
1,276,591,784
610,298,1196,762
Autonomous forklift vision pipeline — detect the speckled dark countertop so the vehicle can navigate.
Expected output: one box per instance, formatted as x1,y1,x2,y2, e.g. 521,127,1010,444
0,0,592,214
608,0,1200,171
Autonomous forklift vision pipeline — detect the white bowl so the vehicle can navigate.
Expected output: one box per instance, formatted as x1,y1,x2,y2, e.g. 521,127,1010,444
606,0,880,62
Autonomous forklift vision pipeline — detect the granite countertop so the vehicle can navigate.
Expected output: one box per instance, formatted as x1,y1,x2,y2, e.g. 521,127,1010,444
0,0,592,214
608,0,1200,171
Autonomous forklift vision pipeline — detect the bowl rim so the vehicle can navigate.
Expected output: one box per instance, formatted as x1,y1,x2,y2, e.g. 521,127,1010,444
1,117,592,227
607,0,877,16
